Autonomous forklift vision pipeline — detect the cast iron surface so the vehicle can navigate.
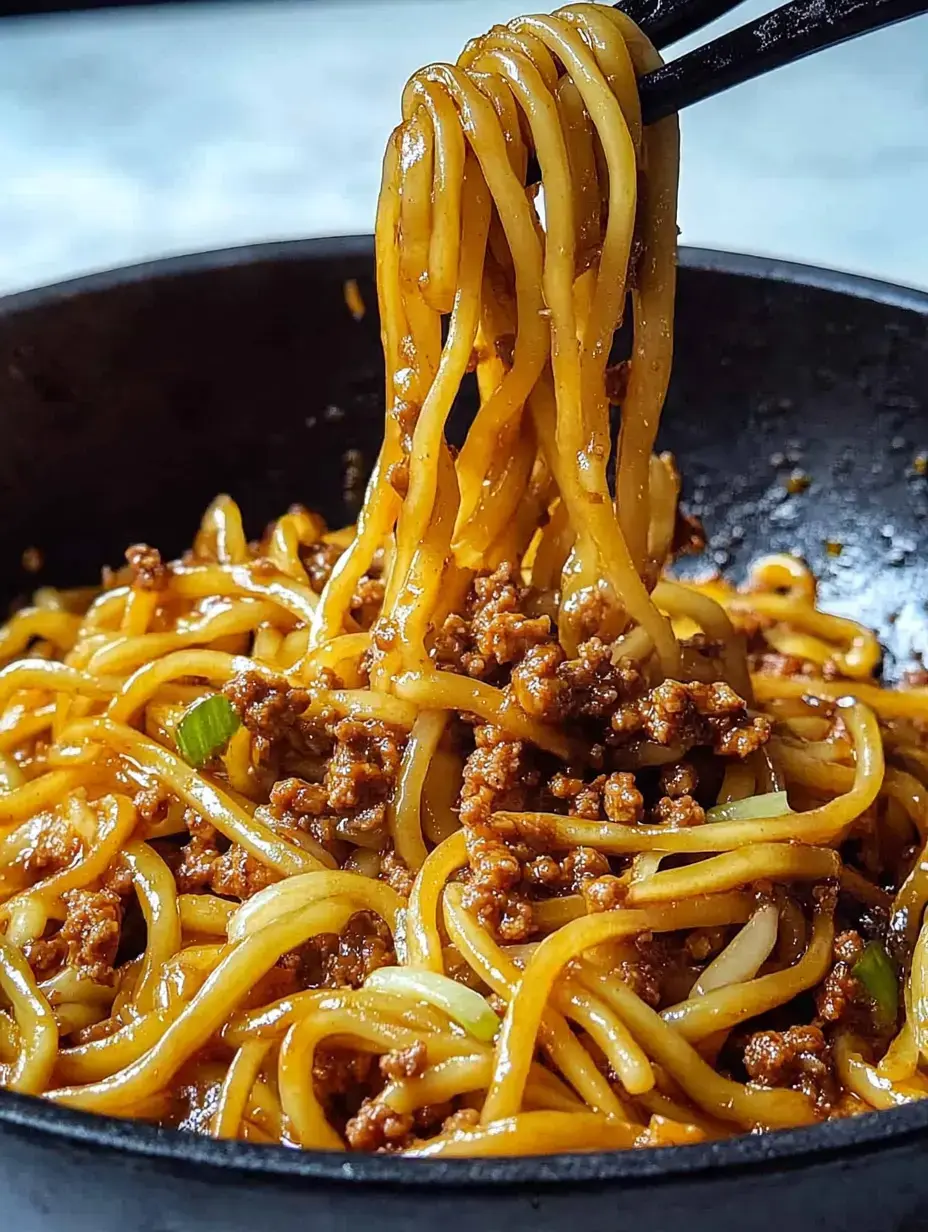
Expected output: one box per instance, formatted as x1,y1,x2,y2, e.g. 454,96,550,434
0,238,927,1229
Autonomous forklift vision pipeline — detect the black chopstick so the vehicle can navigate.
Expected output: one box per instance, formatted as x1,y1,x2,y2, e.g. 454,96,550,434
638,0,928,124
615,0,749,50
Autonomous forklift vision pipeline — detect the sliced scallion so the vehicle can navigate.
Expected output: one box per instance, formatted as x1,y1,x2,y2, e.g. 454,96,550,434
705,790,792,824
175,693,241,768
365,966,500,1042
853,941,898,1026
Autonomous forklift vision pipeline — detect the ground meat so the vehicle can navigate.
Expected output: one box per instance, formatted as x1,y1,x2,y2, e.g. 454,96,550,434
459,724,538,829
433,562,550,680
603,772,645,823
462,824,535,944
22,935,67,979
209,844,280,900
583,875,627,913
285,910,395,989
513,640,664,740
379,1039,427,1082
125,543,169,591
524,846,610,893
313,1047,375,1101
631,679,770,758
175,813,223,893
441,1107,481,1135
269,776,328,819
222,670,313,763
436,1108,478,1133
174,812,278,900
380,847,415,898
102,855,133,897
393,398,420,452
651,794,706,827
659,761,698,799
458,728,643,938
548,772,584,805
26,888,125,984
133,785,172,828
345,1098,413,1152
560,641,645,723
460,804,537,945
301,540,344,592
563,847,610,884
543,769,639,824
563,585,628,645
524,853,561,888
386,459,409,499
351,576,385,628
684,927,728,962
612,943,664,1007
20,813,82,876
324,718,404,838
267,776,337,854
511,643,570,721
743,1024,837,1111
572,779,604,820
604,360,630,405
266,720,404,850
816,930,865,1024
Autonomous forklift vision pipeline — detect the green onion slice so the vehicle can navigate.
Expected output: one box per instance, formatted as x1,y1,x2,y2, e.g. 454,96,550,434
705,790,792,824
365,967,500,1042
853,941,898,1025
175,693,241,768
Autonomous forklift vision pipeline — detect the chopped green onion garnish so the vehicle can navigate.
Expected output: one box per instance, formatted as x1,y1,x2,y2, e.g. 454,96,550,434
705,790,792,824
175,694,241,768
853,941,898,1025
365,967,500,1042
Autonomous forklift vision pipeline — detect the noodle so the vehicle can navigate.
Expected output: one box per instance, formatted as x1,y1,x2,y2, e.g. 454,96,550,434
0,0,920,1159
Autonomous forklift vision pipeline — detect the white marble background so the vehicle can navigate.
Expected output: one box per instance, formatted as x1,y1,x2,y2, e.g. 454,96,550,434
1,0,926,294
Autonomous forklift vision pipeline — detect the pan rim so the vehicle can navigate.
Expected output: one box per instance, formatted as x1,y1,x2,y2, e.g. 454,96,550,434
0,237,926,317
1,237,926,1186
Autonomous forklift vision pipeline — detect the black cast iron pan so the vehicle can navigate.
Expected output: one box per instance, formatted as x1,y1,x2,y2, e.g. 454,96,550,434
0,238,927,1231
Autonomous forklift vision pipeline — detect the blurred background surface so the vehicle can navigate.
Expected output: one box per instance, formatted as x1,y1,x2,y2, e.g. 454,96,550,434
1,0,927,294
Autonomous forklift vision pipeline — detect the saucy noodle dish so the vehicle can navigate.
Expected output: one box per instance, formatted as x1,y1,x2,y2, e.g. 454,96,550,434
0,2,925,1158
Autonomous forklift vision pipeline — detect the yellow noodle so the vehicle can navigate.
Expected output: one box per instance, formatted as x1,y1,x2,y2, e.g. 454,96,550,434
48,899,357,1112
834,1033,928,1110
211,1040,272,1139
406,830,468,971
388,710,446,870
226,870,403,942
0,794,137,921
404,1110,639,1157
62,718,329,876
0,937,58,1094
661,905,833,1041
178,894,236,937
122,841,183,1014
196,495,250,565
443,883,633,1119
624,843,840,905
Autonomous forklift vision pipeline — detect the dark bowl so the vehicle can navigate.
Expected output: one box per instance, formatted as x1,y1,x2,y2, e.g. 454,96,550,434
1,239,928,1232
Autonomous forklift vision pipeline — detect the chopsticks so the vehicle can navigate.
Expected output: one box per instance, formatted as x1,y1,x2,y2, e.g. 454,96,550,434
617,0,748,50
626,0,928,124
